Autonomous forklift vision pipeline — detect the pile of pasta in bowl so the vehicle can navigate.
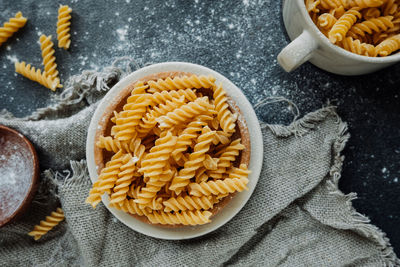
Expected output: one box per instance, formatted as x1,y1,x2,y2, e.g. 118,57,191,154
306,0,400,56
86,73,251,226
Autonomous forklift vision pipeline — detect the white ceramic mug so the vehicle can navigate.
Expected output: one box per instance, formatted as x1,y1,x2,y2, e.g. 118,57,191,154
278,0,400,75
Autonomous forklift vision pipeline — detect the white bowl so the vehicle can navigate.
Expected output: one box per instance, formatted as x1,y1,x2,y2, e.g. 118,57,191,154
278,0,400,75
86,62,263,240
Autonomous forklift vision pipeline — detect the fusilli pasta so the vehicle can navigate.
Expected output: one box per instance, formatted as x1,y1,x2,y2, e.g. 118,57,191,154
15,61,60,91
329,8,362,43
39,35,61,85
0,12,27,46
148,75,216,92
163,195,216,212
169,126,216,194
188,176,249,197
376,33,400,55
146,210,212,225
28,208,64,240
57,5,72,49
213,83,236,133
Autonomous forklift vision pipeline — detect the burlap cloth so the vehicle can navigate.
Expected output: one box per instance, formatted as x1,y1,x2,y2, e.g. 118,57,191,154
0,62,399,266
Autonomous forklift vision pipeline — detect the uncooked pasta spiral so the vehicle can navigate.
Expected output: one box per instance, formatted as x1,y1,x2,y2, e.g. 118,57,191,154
342,37,377,56
169,126,216,194
171,119,209,162
15,61,60,91
150,89,198,105
110,154,138,206
329,8,362,43
213,131,232,145
203,154,218,170
0,12,27,46
213,83,236,133
376,33,400,56
305,0,321,12
148,75,216,92
349,16,394,37
348,0,385,8
118,198,148,216
139,131,177,178
39,35,60,84
228,164,251,179
188,175,249,197
145,210,212,225
136,169,175,207
163,195,216,212
318,13,338,30
320,0,349,9
383,0,398,15
57,5,72,49
157,97,215,129
112,94,152,141
96,135,128,153
362,7,382,19
28,208,64,240
85,151,125,208
208,139,245,178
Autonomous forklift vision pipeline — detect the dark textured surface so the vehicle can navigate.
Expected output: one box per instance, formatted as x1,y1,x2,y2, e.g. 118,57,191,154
0,0,399,256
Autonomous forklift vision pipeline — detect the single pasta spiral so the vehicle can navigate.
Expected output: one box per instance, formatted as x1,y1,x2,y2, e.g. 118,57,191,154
318,13,338,30
348,0,385,8
39,35,60,84
383,0,398,16
376,33,400,56
329,8,362,43
188,175,249,197
203,154,218,171
169,126,216,194
28,208,64,240
212,131,232,145
85,151,124,208
163,195,216,212
305,0,321,12
96,135,128,153
112,94,152,141
157,97,215,129
110,154,138,206
139,131,177,178
148,75,216,92
349,16,394,37
0,12,27,46
57,5,72,49
213,83,236,133
320,0,349,9
150,89,198,106
341,36,377,56
208,139,245,178
171,119,209,162
145,210,212,225
136,169,175,207
118,198,148,216
362,7,382,19
15,61,60,91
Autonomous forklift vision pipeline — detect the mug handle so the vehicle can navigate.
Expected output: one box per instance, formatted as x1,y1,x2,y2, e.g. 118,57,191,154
277,30,318,72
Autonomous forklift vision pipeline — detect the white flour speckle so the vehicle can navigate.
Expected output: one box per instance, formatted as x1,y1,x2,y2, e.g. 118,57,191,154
382,167,387,173
6,55,18,64
116,27,128,41
394,178,398,183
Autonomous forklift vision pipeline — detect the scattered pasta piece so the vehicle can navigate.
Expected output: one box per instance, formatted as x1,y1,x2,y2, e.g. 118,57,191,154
0,12,27,47
57,5,72,49
39,34,62,88
88,74,250,226
28,208,64,240
15,61,60,91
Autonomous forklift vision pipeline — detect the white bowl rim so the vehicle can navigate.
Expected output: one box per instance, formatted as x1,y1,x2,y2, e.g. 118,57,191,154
86,62,264,240
292,0,400,63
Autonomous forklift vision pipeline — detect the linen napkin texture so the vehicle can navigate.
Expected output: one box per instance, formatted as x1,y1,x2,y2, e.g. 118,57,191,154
0,63,399,267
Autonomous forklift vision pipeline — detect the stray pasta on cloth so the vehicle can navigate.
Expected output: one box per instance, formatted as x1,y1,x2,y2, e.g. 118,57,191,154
86,74,251,226
305,0,400,56
28,208,64,240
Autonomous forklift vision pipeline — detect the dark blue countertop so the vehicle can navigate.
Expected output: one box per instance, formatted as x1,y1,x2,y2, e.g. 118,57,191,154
1,0,399,256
